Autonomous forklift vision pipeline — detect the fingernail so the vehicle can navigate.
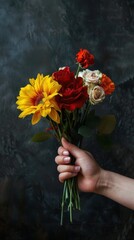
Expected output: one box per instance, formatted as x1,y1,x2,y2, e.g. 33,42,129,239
63,150,69,156
64,157,70,163
74,166,80,172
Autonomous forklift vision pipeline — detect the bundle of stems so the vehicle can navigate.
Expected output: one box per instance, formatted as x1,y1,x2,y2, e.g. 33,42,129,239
50,102,90,225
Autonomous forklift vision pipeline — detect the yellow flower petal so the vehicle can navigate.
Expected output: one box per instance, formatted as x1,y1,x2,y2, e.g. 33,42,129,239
34,74,44,93
16,73,62,124
49,108,60,124
49,99,61,111
32,111,41,125
16,99,32,106
41,108,51,117
20,85,36,97
18,107,36,118
29,78,35,86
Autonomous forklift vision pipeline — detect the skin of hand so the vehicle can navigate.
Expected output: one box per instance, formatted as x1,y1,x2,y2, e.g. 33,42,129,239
55,137,102,192
55,138,134,210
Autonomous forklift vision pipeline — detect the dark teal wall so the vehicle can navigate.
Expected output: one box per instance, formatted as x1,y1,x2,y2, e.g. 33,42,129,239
0,0,134,239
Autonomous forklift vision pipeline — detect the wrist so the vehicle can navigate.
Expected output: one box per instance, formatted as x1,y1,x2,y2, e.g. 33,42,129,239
94,169,134,210
95,169,111,195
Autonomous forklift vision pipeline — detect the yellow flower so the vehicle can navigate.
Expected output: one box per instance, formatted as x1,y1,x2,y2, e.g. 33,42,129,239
16,73,62,124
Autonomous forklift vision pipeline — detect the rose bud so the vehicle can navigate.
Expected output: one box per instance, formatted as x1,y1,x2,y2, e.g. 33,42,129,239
88,85,105,105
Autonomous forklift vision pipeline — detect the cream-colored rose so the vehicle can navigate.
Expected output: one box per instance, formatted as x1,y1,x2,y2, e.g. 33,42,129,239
78,69,102,85
59,66,66,70
88,85,105,105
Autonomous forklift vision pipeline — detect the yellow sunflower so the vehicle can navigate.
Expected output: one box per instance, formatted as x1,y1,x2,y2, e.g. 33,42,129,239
16,73,62,124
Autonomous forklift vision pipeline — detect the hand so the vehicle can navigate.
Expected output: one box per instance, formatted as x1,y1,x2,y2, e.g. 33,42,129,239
55,137,102,192
55,138,134,210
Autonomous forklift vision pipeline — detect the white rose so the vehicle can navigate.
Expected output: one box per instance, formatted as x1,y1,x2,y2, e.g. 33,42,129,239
59,66,66,70
78,69,102,85
88,85,105,105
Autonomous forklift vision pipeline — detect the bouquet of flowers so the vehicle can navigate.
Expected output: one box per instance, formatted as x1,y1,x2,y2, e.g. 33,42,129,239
16,49,115,225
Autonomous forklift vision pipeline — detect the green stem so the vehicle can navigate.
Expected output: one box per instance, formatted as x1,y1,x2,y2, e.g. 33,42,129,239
68,179,73,223
60,180,67,225
81,101,91,124
57,124,62,140
75,64,81,78
49,117,82,225
65,111,72,132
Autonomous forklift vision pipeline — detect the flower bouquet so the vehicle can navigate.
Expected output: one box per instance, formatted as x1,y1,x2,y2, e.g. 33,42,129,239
16,49,115,225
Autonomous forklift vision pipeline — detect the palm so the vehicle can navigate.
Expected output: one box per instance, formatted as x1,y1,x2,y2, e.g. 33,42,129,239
75,151,101,192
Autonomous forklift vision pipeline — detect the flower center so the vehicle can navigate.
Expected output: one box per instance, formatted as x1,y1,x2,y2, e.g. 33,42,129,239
91,73,96,77
94,89,101,99
33,93,43,106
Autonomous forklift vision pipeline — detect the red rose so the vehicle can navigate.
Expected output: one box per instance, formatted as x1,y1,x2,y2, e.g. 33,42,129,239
52,67,74,86
53,67,88,111
76,49,94,68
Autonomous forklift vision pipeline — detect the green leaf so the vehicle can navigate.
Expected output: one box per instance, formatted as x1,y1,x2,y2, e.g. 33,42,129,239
78,126,94,137
32,132,52,142
97,115,116,135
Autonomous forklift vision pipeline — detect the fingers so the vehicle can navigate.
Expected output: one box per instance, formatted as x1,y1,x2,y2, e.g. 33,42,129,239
57,164,80,183
61,137,83,158
59,172,78,183
57,165,80,173
55,152,81,183
55,155,71,165
58,138,84,159
58,146,70,156
55,138,82,183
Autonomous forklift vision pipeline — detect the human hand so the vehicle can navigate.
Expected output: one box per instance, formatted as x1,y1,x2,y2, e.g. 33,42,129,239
55,137,102,193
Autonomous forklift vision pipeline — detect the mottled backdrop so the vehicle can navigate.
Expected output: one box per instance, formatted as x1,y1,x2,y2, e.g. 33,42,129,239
0,0,134,239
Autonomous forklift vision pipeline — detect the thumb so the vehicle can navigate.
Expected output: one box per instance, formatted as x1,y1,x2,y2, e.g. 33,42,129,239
61,137,82,158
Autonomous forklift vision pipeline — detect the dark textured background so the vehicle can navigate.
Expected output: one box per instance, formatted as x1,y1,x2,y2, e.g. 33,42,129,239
0,0,134,239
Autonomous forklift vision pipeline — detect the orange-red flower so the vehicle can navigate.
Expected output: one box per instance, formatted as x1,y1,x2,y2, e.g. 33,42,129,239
76,49,94,68
100,74,115,95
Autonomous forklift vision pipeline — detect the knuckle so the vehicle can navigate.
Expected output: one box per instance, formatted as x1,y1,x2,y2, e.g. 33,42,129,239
69,166,75,172
57,165,60,172
58,146,63,155
55,156,58,164
59,174,64,183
